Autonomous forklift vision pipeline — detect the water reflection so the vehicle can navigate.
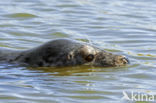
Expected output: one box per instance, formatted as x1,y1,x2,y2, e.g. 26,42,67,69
27,65,128,76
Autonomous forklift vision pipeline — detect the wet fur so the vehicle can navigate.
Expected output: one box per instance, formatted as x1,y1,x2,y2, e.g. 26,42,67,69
0,39,129,67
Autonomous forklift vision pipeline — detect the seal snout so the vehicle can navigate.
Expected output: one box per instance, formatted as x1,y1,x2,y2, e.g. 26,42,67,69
114,55,129,66
122,56,129,64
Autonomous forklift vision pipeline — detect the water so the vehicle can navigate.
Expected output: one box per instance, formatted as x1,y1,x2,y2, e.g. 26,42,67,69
0,0,156,103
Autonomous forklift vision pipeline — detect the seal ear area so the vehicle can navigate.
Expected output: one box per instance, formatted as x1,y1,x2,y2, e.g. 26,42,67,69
67,51,75,60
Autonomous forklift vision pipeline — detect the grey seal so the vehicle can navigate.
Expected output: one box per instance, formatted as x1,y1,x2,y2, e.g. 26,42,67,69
0,39,129,67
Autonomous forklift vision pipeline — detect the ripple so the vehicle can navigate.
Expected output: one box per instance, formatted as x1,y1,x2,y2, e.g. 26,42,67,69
0,0,155,102
5,13,37,19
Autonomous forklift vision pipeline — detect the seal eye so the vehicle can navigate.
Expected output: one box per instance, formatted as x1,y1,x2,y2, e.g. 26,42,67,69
85,54,94,62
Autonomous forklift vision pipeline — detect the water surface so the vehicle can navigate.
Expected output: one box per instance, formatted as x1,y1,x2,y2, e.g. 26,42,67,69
0,0,156,103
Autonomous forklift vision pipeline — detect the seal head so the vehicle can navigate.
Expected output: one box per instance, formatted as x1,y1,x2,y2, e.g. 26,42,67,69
15,39,129,67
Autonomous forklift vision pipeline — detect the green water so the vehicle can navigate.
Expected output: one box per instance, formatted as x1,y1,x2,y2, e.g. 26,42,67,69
0,0,156,103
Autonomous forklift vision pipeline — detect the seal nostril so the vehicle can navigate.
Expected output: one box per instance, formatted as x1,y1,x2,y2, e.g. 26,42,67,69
122,57,129,64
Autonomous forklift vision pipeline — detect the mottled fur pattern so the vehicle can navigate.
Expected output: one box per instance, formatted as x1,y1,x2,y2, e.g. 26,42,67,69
0,39,129,67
